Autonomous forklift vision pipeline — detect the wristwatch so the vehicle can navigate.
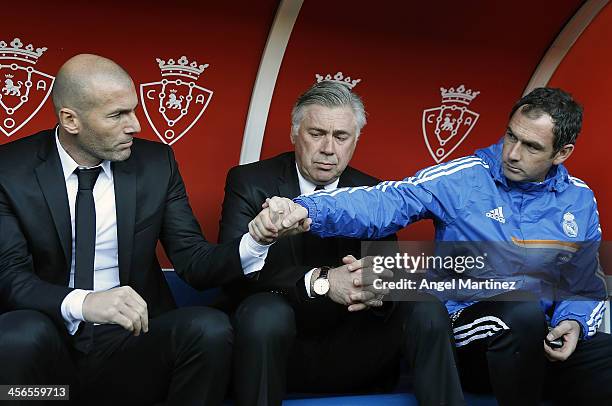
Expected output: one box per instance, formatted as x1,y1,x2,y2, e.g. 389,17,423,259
313,266,331,296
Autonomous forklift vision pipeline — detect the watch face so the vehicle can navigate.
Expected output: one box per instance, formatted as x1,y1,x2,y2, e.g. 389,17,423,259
313,278,330,296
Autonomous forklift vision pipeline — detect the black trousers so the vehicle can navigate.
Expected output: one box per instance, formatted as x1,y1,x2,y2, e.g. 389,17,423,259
0,307,233,406
452,292,612,405
231,292,464,406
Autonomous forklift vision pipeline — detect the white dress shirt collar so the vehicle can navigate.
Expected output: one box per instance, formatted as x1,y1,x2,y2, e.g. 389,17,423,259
295,163,340,194
55,127,112,182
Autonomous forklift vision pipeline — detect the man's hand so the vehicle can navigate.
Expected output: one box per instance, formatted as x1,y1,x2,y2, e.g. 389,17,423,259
326,255,393,312
273,196,309,230
249,197,311,244
544,319,581,361
82,286,149,336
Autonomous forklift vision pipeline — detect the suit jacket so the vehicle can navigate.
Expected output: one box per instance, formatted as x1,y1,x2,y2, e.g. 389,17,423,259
0,129,243,330
218,152,396,325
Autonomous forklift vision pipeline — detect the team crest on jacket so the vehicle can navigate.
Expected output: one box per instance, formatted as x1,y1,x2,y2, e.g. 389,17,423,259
562,212,578,238
0,38,54,138
140,56,213,146
422,85,480,163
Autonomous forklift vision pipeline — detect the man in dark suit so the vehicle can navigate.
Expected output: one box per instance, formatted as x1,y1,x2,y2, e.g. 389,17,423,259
219,81,464,405
0,54,290,405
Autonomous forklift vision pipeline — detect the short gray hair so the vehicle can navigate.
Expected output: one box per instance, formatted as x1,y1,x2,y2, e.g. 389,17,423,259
291,81,366,138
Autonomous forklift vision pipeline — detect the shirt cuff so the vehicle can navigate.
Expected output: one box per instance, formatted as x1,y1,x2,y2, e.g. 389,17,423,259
304,268,317,298
239,232,272,275
60,289,92,335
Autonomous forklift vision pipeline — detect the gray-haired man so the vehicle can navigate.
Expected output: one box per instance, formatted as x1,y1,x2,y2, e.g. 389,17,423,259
218,81,464,405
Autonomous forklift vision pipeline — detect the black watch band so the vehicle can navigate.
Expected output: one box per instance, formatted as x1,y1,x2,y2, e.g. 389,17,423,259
318,266,330,280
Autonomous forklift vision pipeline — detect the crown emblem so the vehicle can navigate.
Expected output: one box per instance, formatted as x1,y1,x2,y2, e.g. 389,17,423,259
0,38,47,64
155,56,209,81
440,85,479,105
315,71,361,89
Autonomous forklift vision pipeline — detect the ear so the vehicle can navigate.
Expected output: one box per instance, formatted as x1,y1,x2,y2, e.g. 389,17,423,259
552,144,574,165
58,108,80,135
290,131,297,145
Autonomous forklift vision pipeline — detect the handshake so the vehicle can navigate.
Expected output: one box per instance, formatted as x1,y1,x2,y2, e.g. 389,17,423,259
248,197,311,244
248,197,392,311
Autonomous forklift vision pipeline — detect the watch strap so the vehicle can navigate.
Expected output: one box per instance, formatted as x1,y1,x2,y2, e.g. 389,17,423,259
318,266,330,280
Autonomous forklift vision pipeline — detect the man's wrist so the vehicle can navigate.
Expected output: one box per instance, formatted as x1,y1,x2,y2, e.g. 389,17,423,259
239,232,271,275
565,319,583,338
555,318,584,339
60,289,92,335
244,231,273,252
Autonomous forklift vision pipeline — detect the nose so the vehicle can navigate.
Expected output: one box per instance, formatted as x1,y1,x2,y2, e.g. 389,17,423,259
507,142,520,162
320,134,334,155
127,112,141,134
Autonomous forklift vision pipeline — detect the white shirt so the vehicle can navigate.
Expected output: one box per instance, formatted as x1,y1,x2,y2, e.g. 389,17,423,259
295,164,339,297
57,130,268,334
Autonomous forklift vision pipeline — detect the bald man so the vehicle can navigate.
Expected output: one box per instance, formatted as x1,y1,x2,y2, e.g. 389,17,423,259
0,54,278,405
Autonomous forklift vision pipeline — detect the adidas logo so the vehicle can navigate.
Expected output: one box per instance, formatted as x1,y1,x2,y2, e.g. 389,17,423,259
485,206,506,223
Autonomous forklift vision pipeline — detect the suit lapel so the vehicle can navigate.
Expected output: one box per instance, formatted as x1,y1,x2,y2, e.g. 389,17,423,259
34,136,72,277
278,181,299,200
112,159,136,285
278,155,301,198
337,168,357,189
278,155,301,263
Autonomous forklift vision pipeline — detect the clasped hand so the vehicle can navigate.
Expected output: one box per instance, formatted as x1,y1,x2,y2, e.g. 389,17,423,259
328,255,393,312
249,197,310,244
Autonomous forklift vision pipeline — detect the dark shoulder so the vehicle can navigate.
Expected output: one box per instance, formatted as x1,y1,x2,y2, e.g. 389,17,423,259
130,137,172,158
0,129,54,171
226,152,293,181
342,165,381,187
125,138,180,172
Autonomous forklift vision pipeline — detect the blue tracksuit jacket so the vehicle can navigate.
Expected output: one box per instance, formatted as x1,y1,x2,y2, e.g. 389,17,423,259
295,141,607,339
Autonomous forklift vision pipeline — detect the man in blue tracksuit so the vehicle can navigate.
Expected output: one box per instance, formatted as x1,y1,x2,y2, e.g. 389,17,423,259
261,88,612,404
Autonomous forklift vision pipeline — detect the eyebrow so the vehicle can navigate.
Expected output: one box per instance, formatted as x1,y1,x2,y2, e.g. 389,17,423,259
506,127,545,150
332,129,351,137
108,105,138,116
307,126,351,137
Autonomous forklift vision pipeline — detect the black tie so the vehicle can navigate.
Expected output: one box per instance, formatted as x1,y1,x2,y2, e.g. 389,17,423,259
74,167,101,290
314,185,324,191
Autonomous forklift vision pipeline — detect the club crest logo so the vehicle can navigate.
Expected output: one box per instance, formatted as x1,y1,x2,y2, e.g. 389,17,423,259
140,56,213,146
0,38,54,138
562,212,578,238
422,85,480,163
